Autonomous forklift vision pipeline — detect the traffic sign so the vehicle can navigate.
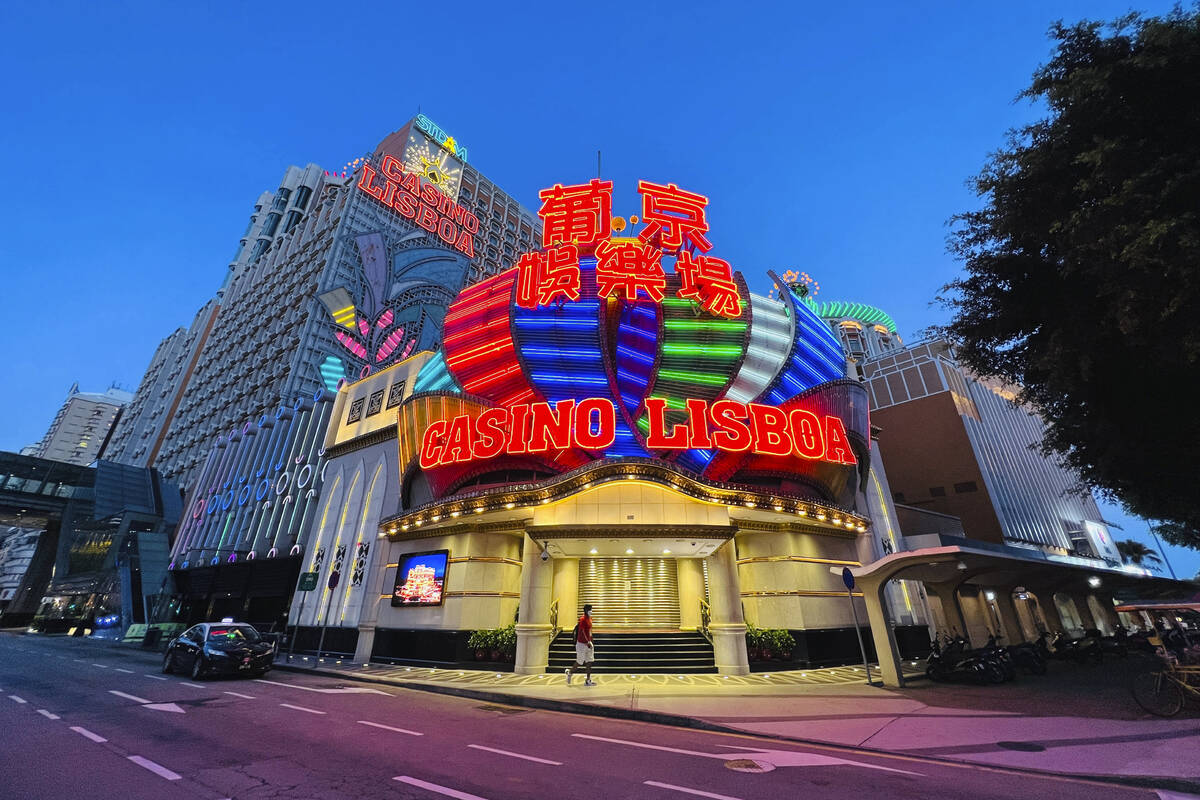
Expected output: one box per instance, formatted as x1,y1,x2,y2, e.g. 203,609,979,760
298,572,319,592
841,567,855,591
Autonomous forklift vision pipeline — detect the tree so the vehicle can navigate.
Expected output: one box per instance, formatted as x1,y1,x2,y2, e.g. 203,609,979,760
1114,539,1163,566
938,9,1200,550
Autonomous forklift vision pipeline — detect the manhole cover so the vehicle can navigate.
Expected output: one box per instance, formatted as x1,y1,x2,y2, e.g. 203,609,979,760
475,704,531,716
724,759,775,773
996,741,1046,752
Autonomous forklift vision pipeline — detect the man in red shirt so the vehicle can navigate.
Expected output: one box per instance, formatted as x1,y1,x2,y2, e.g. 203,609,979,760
565,604,595,686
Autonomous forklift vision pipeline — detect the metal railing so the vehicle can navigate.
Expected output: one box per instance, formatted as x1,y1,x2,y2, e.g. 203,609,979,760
699,598,712,643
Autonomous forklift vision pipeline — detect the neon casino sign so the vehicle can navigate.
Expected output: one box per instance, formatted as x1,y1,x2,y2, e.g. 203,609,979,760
398,175,867,502
419,398,857,470
414,113,468,162
356,154,480,256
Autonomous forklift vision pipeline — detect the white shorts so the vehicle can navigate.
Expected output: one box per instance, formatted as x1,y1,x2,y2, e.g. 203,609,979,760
575,642,595,664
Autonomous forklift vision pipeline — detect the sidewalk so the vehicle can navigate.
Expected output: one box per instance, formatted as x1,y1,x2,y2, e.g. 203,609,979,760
277,653,1200,790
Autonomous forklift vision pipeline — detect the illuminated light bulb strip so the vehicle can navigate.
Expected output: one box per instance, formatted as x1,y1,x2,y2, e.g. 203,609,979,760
379,461,869,535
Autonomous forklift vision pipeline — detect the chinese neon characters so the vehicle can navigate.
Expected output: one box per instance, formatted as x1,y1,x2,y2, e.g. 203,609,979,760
515,178,743,316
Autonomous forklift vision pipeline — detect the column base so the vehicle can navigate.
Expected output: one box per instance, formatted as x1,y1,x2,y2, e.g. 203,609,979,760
514,622,553,675
710,622,749,676
353,626,375,664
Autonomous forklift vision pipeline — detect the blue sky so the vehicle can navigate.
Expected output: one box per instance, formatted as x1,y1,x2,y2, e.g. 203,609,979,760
0,1,1193,578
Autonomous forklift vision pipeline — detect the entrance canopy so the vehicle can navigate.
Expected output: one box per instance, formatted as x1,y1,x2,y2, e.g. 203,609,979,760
848,533,1185,599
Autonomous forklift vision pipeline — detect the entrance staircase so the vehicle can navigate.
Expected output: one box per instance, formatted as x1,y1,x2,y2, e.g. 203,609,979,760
548,631,716,674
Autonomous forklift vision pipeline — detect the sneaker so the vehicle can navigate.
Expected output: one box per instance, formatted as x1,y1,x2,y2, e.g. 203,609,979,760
565,668,572,685
584,678,595,686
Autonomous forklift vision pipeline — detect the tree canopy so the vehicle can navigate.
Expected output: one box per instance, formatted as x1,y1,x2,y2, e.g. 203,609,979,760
938,9,1200,550
1114,539,1163,566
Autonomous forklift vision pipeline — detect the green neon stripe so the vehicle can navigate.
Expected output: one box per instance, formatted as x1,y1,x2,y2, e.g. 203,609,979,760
663,320,746,332
804,299,897,333
661,344,742,357
646,396,688,410
658,369,729,386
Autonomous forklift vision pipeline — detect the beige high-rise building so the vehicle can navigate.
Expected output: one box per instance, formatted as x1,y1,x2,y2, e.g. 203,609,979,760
31,384,133,466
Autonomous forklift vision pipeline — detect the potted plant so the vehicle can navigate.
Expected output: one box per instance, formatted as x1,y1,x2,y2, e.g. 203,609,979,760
745,623,764,661
468,629,492,661
770,629,796,661
496,623,517,662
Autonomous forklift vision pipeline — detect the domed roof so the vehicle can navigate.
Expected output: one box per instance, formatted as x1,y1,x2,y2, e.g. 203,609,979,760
805,300,897,334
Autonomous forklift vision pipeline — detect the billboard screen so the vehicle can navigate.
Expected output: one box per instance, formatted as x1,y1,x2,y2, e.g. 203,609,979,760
391,550,449,607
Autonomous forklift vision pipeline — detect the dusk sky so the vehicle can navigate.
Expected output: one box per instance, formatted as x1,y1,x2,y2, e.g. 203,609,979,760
1,1,1193,578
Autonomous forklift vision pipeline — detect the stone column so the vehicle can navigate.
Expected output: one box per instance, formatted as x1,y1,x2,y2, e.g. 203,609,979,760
551,557,579,635
1033,591,1066,634
925,581,968,640
677,558,705,631
861,578,904,687
707,541,749,675
1070,593,1097,631
993,590,1026,644
1093,593,1121,633
514,534,553,675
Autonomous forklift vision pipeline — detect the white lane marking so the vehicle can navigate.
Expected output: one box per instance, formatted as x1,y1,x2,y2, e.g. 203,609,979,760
467,744,561,765
393,776,489,800
223,691,255,699
144,674,168,680
37,709,60,720
572,733,718,759
73,659,87,663
357,720,423,736
109,690,150,704
92,663,108,669
254,678,390,695
572,734,923,776
644,781,743,800
113,668,134,674
279,702,325,715
8,695,27,704
127,755,182,781
71,726,107,743
180,682,205,689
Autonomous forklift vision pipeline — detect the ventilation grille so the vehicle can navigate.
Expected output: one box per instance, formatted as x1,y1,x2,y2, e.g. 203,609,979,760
578,558,680,629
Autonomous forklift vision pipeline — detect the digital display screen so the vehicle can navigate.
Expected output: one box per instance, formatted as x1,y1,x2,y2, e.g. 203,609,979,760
391,550,449,607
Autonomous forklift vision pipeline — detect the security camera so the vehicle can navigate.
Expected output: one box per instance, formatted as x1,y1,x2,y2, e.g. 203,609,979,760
540,544,550,562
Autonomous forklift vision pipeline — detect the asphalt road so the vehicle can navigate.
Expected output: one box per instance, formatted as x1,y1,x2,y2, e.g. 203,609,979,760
0,633,1170,800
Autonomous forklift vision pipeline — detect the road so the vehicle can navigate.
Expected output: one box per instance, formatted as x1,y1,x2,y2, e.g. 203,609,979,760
0,633,1170,800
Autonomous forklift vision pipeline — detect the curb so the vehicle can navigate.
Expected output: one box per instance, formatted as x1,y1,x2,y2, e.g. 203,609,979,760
276,660,1200,795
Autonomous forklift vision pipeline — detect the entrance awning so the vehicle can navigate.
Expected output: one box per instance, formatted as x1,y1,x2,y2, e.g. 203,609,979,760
845,533,1186,597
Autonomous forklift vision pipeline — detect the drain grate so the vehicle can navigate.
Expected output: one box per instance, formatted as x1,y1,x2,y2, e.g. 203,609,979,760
475,704,532,716
996,741,1046,752
724,759,775,773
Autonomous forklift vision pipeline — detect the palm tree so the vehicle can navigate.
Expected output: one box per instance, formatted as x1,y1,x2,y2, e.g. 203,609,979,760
1115,539,1163,566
